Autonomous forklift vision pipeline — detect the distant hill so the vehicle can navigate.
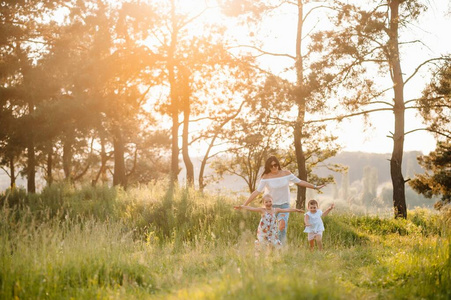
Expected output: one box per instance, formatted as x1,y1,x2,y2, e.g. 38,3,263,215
316,151,425,185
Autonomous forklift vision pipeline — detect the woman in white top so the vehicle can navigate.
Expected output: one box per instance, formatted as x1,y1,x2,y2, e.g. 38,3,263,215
240,156,324,244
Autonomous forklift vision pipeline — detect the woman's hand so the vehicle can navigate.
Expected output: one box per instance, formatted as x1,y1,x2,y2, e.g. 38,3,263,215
234,205,243,210
314,184,325,190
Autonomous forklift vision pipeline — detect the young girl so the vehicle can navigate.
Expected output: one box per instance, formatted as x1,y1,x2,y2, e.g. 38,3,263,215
304,199,335,251
235,194,304,249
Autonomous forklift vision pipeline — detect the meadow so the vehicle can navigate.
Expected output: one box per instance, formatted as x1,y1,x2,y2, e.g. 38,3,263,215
0,183,450,299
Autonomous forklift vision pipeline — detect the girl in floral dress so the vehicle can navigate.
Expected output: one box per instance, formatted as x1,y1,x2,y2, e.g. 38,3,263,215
235,194,303,249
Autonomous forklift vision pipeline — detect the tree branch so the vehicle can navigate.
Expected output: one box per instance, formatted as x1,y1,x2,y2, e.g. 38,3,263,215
404,96,445,106
404,128,451,139
0,166,11,177
228,45,296,60
305,107,393,124
303,5,336,24
405,57,451,85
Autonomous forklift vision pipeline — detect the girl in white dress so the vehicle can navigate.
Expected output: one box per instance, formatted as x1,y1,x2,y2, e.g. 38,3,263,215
235,194,303,249
304,199,335,251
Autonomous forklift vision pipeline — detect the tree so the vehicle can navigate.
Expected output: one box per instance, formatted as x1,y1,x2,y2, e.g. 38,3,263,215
194,73,254,192
306,0,450,218
220,0,342,208
146,0,210,186
417,61,451,139
409,60,451,208
31,0,160,188
0,0,61,192
212,118,283,193
409,141,451,209
0,111,23,189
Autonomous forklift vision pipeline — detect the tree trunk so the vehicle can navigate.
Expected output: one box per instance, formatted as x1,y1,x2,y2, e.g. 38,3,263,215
113,125,127,188
93,136,108,186
9,155,16,190
199,136,217,192
26,138,36,193
22,49,36,193
62,135,73,182
388,1,407,218
168,0,179,185
26,99,36,193
294,121,308,209
294,1,307,209
170,109,179,184
198,155,208,192
47,144,53,186
182,116,194,187
181,68,194,188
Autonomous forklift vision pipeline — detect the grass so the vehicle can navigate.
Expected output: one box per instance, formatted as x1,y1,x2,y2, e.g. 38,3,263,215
0,183,450,299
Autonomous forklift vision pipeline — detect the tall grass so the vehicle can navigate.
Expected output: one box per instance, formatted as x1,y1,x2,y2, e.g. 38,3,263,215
0,183,449,299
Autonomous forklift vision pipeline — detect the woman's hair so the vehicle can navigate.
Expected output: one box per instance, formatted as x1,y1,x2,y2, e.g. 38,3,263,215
262,156,281,175
307,199,318,207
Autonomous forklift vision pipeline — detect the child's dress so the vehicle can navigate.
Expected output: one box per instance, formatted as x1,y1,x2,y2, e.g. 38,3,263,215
255,209,282,248
303,210,325,234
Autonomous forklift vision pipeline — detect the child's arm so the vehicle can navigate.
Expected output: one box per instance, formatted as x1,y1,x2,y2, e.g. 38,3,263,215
304,214,311,227
275,208,304,213
322,203,335,217
234,205,264,213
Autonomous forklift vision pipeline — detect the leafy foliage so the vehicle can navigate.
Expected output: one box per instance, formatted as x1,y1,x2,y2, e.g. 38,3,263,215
419,61,451,139
409,141,451,209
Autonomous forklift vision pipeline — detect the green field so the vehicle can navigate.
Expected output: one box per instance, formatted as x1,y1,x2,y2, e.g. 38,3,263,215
1,183,450,299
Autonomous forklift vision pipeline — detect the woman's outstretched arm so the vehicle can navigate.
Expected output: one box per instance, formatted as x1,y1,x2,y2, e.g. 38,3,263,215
295,180,325,190
242,190,262,206
275,208,304,213
234,205,264,213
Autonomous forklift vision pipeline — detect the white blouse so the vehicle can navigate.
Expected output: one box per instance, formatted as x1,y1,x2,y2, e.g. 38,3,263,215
256,174,302,205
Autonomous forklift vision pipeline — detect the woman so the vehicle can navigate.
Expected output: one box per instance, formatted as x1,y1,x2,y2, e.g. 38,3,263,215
240,156,324,244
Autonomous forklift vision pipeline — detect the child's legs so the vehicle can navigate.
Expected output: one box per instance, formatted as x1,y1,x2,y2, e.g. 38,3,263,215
315,233,323,250
308,239,315,250
274,203,290,244
307,232,316,250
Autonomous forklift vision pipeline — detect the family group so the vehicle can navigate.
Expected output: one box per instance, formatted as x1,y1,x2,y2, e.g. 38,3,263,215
234,156,334,251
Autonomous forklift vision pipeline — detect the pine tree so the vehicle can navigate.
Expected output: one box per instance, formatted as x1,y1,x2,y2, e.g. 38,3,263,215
409,142,451,209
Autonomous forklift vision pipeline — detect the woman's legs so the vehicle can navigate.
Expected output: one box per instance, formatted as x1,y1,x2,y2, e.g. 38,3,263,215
273,203,289,244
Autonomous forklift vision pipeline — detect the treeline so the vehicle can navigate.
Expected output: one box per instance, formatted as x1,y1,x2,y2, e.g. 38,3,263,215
0,0,262,192
0,1,450,215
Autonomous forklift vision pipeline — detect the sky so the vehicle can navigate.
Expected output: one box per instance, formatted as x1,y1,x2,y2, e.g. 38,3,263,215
221,0,451,155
